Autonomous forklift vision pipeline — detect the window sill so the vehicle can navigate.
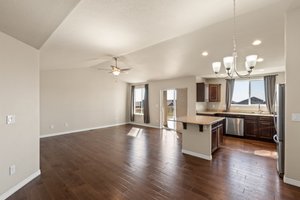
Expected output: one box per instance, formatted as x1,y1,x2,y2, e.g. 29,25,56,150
134,113,144,116
231,104,266,107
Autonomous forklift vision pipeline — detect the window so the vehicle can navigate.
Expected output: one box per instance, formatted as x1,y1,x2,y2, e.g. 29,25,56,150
134,87,145,114
232,79,265,105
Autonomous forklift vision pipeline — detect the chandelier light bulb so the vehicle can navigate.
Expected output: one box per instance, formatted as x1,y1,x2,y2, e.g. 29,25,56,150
223,56,234,71
212,62,221,74
246,55,258,69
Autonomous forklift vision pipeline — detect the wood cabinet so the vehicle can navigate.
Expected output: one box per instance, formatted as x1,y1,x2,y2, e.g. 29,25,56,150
211,128,218,153
196,82,205,102
209,84,221,102
197,112,276,141
244,116,259,138
211,121,223,153
218,125,224,144
258,117,276,140
245,116,276,141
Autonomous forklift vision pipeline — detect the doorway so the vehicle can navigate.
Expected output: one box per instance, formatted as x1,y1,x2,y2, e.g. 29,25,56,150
160,88,187,130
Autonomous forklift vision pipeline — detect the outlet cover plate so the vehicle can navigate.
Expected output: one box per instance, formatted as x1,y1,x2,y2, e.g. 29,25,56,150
6,115,16,125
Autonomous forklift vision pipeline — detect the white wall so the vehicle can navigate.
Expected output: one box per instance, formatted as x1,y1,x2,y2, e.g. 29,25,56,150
131,76,196,127
40,68,128,136
285,7,300,186
199,72,285,113
0,32,40,195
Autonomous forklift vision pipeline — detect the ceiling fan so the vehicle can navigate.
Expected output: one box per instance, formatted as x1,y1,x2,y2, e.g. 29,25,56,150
98,57,131,76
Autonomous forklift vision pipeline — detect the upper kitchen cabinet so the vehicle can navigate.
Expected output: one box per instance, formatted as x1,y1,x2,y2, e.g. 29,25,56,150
196,83,221,102
196,82,205,102
209,84,221,102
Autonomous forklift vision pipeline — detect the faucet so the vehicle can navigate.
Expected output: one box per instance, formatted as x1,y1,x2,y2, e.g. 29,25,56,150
258,103,262,113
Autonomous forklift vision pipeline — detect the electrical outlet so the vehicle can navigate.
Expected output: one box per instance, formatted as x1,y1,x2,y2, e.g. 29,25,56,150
6,115,16,125
50,125,54,129
9,165,16,176
64,122,69,127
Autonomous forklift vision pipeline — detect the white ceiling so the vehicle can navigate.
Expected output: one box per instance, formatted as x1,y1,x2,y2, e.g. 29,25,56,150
0,0,80,49
1,0,295,83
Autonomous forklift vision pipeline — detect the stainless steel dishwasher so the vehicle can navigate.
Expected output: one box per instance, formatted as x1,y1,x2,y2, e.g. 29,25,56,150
226,117,244,136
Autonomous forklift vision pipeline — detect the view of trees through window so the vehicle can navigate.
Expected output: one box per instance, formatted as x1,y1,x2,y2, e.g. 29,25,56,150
134,88,145,114
232,79,266,105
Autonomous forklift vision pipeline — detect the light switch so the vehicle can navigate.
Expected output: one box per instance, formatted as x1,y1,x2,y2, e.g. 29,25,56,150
292,113,300,122
9,165,16,176
6,115,16,125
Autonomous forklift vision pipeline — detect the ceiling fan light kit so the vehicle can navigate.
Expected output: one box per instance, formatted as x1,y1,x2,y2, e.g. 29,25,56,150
212,0,258,79
112,69,121,76
98,57,131,76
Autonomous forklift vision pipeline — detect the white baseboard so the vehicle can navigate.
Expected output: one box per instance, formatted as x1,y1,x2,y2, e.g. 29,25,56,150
40,122,128,138
284,175,300,187
182,149,212,160
128,122,160,129
0,170,41,200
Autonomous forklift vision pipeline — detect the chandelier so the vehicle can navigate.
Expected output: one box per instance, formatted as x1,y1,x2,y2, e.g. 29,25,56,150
212,0,258,78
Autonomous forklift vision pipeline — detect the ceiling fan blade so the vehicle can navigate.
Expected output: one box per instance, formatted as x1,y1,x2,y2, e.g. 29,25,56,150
120,68,131,72
97,68,111,71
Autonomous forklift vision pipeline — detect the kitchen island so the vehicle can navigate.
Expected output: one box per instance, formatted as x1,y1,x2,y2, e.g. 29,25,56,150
176,116,225,160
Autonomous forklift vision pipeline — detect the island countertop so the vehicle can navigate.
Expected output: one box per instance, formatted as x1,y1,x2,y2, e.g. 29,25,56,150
176,116,225,125
196,111,273,117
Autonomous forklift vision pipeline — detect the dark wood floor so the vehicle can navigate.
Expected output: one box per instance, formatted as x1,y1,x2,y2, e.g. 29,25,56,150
8,125,300,200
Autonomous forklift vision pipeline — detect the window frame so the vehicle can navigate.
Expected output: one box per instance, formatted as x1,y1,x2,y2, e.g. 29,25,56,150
231,78,266,106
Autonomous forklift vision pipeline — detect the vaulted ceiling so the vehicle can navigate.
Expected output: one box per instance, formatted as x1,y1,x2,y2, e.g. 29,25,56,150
0,0,80,48
0,0,297,83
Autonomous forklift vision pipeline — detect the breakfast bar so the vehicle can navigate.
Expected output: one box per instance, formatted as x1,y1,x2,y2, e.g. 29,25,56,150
177,116,225,160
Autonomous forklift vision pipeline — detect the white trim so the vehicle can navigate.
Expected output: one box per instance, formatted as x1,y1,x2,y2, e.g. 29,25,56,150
182,149,212,160
0,170,41,200
128,122,160,129
284,175,300,187
40,122,127,138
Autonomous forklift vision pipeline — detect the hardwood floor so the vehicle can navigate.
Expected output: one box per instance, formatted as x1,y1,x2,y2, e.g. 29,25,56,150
8,125,300,200
222,136,277,159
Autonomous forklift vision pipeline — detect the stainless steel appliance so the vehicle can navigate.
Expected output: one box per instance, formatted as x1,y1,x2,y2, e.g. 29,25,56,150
273,84,285,178
226,117,244,136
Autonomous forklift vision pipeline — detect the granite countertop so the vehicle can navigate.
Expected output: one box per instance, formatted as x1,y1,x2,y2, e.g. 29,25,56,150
196,111,274,117
176,116,225,125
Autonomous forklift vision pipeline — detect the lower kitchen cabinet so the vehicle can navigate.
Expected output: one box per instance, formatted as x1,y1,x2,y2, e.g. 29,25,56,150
211,121,223,152
211,128,218,152
198,113,276,142
258,117,276,140
244,116,259,138
245,116,276,141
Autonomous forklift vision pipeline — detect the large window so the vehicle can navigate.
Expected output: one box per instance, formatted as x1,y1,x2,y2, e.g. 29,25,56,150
134,87,145,114
232,79,265,105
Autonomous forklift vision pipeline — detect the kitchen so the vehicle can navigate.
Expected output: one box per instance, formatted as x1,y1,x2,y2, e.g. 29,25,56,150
177,72,286,177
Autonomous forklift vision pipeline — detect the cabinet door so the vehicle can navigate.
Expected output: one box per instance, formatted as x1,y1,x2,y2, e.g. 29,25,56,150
211,128,218,153
196,82,205,102
244,118,259,138
209,84,221,102
218,125,224,145
258,117,276,140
